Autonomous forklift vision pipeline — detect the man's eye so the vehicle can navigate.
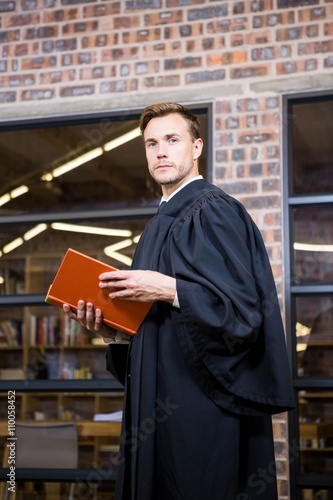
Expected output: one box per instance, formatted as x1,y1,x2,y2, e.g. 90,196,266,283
169,138,177,144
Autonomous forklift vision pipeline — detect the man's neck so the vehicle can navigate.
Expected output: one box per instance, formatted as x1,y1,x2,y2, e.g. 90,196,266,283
161,175,203,202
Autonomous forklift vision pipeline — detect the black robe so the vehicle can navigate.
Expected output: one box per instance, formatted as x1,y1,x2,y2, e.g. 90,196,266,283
106,179,295,500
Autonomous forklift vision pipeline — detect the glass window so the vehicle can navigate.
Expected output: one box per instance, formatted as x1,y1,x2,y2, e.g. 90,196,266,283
0,218,149,296
0,113,208,214
284,91,333,500
299,391,333,476
291,97,333,196
293,206,333,285
296,295,333,378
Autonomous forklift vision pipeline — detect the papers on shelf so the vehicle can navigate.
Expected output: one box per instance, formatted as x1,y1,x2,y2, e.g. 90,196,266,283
93,410,123,422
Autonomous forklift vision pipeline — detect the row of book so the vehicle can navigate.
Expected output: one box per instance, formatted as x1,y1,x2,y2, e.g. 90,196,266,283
28,314,89,347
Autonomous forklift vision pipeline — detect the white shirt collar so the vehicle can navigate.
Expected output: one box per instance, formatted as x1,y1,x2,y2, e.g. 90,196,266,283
160,175,203,204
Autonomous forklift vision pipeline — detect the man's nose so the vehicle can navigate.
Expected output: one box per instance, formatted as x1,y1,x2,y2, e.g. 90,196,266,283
157,144,167,158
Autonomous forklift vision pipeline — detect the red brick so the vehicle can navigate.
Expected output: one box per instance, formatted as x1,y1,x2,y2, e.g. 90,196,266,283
22,56,57,70
186,36,224,53
83,3,121,17
143,41,182,58
143,74,180,88
144,10,183,27
60,85,94,98
298,6,327,21
207,50,247,66
253,10,295,28
81,34,118,49
21,89,54,100
43,8,78,23
230,33,244,47
245,29,272,44
101,47,139,62
230,64,270,79
62,21,98,35
238,129,277,144
39,69,76,84
0,91,16,103
4,12,40,27
325,21,333,35
122,27,161,44
207,19,231,33
298,39,333,55
79,66,116,80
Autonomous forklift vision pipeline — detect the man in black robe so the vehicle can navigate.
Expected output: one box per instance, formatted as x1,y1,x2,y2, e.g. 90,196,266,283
64,102,295,500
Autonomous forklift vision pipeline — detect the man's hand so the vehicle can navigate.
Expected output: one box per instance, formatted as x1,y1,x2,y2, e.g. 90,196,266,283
63,301,117,340
99,270,176,304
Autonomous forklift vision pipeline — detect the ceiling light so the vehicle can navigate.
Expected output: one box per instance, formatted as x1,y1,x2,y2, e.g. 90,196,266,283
104,239,133,254
103,127,141,152
0,185,29,207
104,239,134,267
0,193,11,207
24,224,48,241
3,237,24,254
133,234,141,244
51,222,132,237
41,147,103,181
106,251,132,267
11,185,29,199
294,242,333,252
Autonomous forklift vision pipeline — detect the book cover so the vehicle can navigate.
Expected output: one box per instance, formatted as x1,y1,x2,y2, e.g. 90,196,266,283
45,248,152,335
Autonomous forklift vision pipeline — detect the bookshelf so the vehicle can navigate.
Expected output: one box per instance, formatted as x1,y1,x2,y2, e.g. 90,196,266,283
0,252,125,477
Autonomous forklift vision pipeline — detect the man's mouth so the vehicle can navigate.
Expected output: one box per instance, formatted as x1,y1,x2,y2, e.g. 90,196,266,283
156,163,172,170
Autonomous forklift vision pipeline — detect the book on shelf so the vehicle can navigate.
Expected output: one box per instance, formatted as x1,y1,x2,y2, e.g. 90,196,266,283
28,314,60,346
45,248,152,335
0,320,22,346
93,410,123,422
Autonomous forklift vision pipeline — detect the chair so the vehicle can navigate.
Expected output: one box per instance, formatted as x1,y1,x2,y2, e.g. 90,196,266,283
4,422,80,500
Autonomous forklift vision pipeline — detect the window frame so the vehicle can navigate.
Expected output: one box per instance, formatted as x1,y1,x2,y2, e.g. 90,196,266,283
282,89,333,499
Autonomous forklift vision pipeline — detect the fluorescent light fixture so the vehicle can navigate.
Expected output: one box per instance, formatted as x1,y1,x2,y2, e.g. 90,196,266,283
51,222,132,238
106,251,132,267
0,276,4,284
41,126,140,182
104,239,134,267
0,193,11,207
294,242,333,252
24,224,48,241
0,185,29,207
3,237,24,254
103,127,141,152
11,185,29,199
104,239,133,254
41,147,103,181
133,234,141,244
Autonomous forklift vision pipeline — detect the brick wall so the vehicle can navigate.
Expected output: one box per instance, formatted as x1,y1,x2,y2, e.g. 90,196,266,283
1,1,333,498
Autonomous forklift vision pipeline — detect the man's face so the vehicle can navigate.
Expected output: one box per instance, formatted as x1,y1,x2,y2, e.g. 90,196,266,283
143,113,203,197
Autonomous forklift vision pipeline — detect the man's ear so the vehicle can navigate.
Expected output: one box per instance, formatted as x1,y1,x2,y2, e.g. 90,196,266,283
193,138,203,160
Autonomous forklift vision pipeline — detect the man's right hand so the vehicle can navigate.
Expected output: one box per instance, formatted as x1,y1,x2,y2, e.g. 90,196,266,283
63,300,117,340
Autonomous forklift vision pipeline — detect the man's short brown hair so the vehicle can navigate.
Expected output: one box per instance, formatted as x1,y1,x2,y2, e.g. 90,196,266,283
139,102,201,142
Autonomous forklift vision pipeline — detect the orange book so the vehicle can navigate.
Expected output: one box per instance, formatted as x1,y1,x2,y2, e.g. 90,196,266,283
45,248,152,335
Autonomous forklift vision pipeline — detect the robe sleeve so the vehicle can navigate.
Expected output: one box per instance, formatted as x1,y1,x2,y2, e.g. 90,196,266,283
167,191,295,415
170,192,264,343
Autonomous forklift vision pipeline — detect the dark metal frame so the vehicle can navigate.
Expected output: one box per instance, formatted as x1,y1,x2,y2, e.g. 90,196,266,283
282,89,333,500
0,100,214,487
